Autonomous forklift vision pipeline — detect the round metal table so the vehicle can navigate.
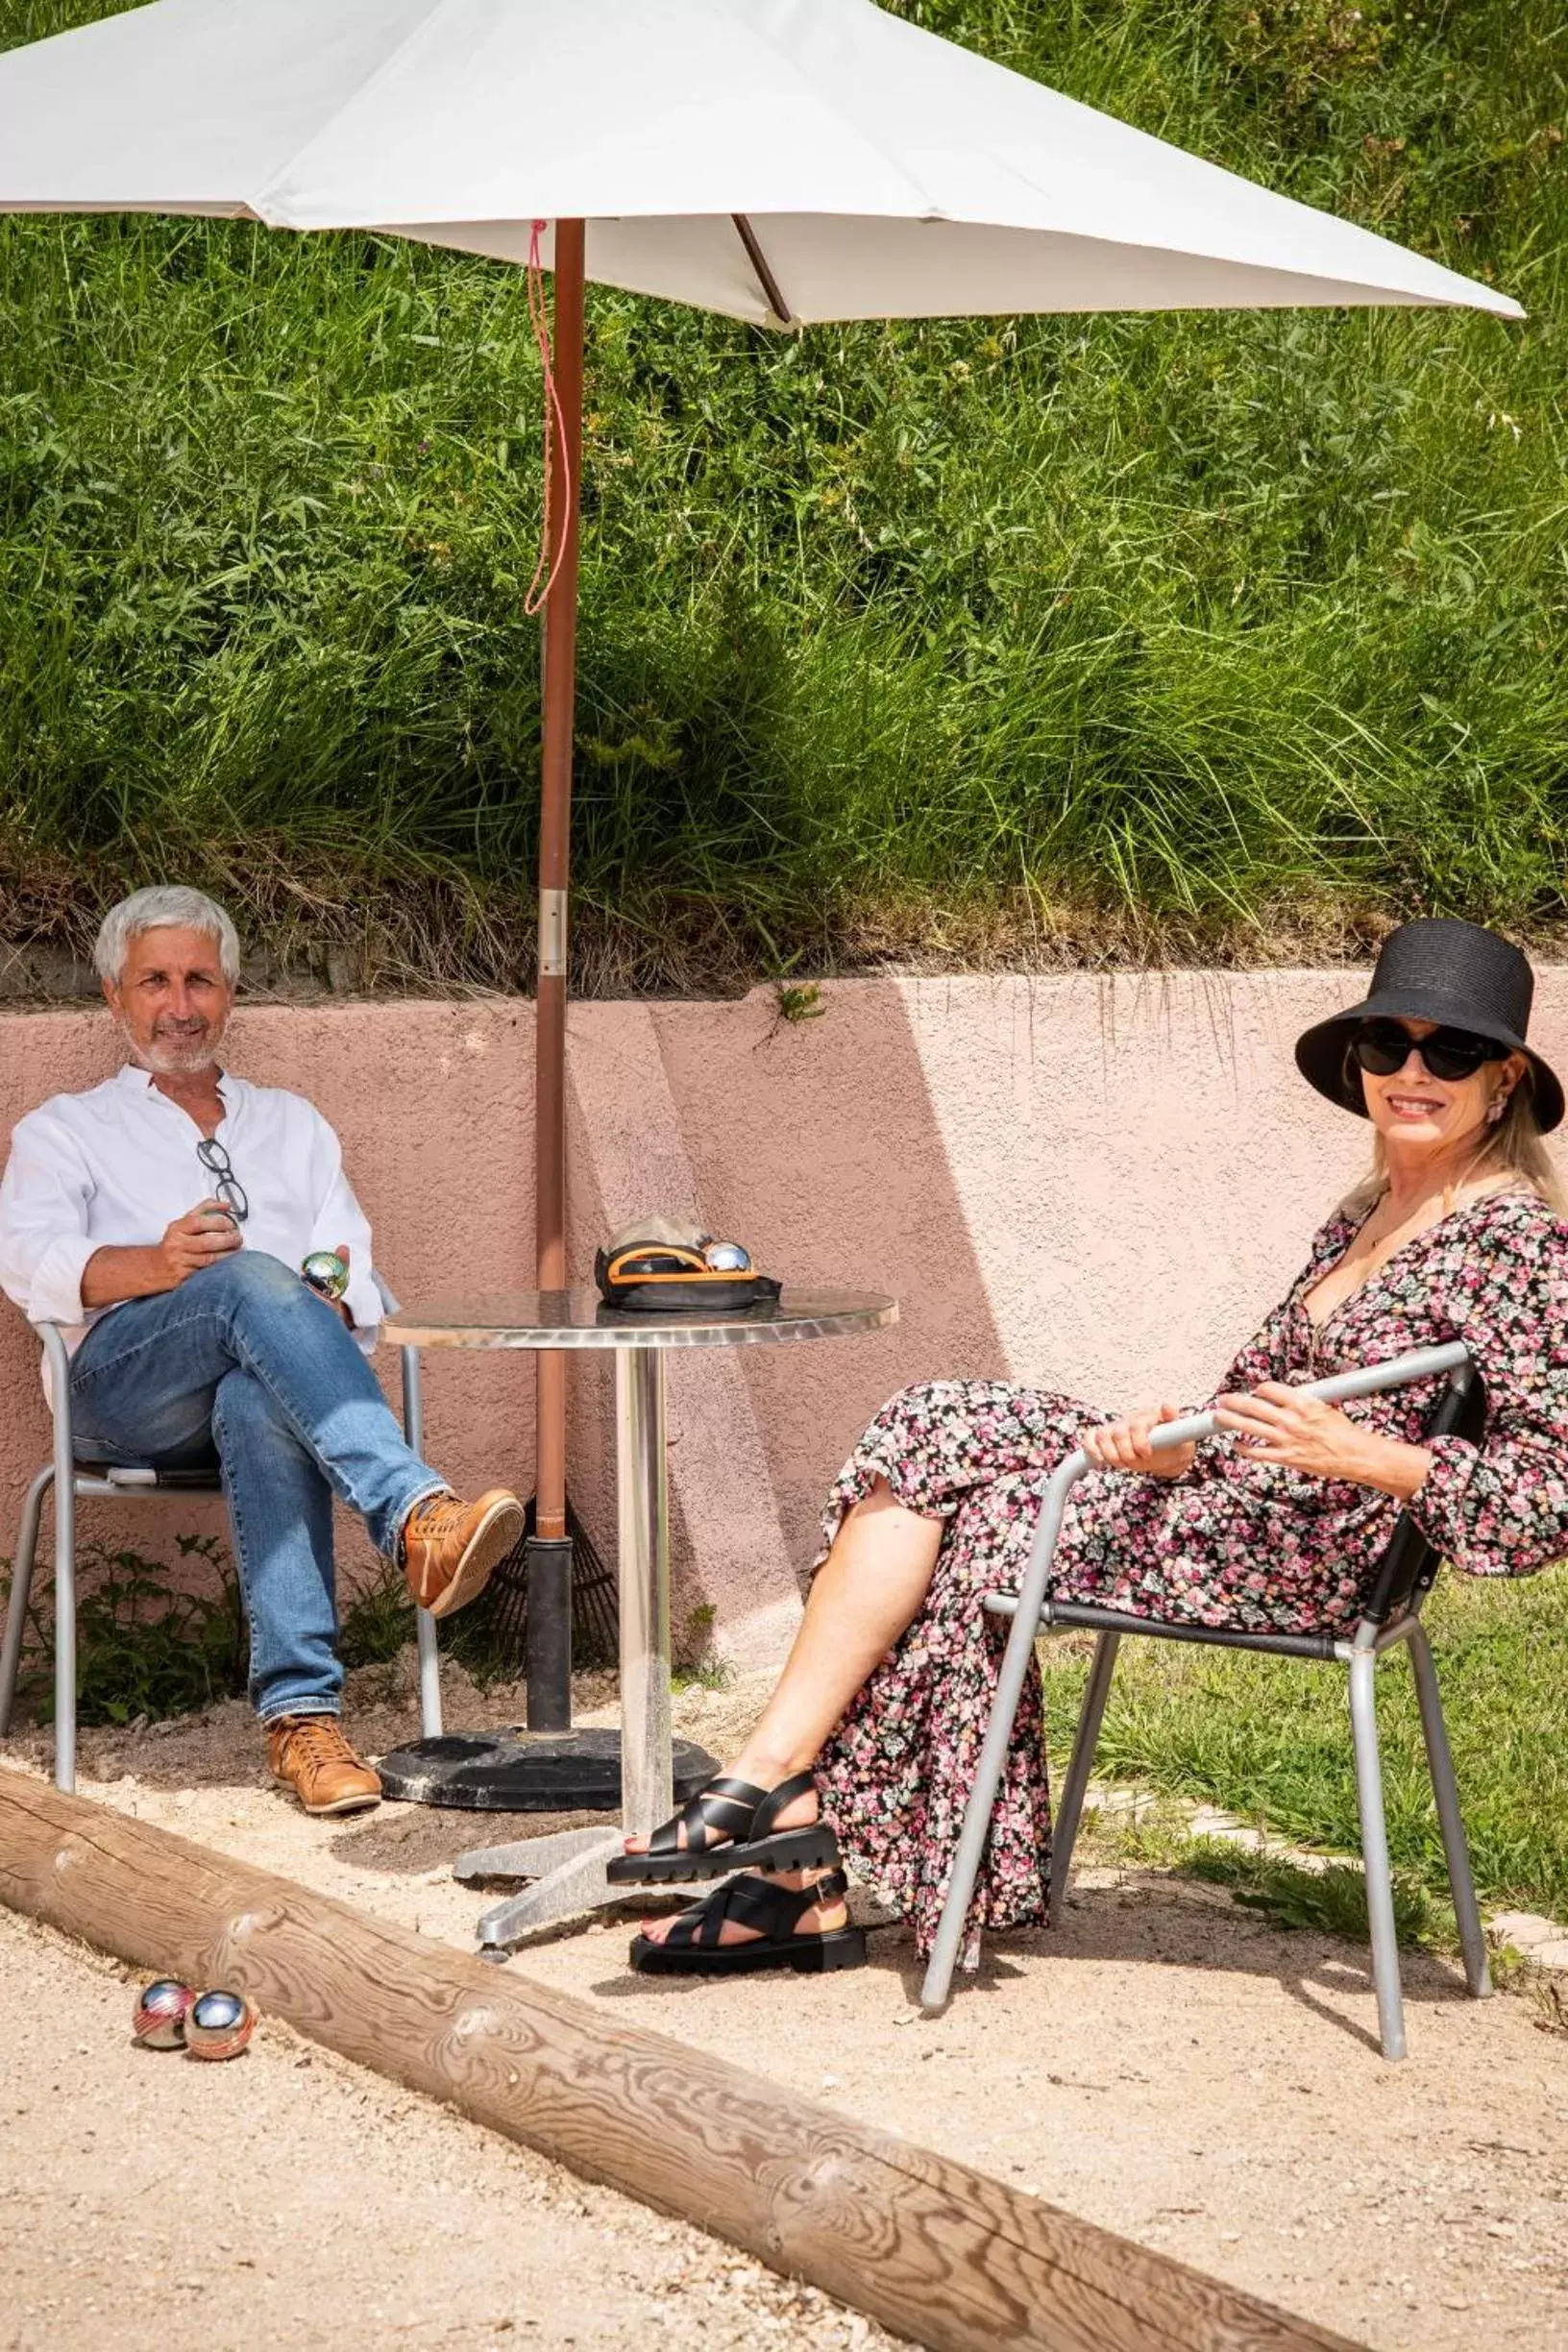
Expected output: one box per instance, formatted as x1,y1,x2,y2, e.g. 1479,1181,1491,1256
381,1286,896,1953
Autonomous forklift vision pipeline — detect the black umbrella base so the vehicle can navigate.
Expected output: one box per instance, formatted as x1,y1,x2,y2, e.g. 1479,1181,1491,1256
378,1727,721,1812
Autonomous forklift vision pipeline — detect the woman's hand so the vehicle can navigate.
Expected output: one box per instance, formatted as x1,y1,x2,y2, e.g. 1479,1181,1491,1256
1082,1403,1194,1481
1215,1382,1432,1501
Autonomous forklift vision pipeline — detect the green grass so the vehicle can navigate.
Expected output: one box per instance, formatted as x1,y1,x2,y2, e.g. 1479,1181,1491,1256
0,0,1564,985
1041,1568,1568,1923
1085,1794,1444,1944
1183,1840,1442,1947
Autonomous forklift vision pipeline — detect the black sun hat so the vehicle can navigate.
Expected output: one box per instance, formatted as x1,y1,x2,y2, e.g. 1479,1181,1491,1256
1295,918,1563,1134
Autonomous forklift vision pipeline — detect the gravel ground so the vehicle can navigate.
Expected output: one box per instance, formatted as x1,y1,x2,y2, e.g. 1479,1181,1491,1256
0,1904,894,2352
5,1652,1568,2352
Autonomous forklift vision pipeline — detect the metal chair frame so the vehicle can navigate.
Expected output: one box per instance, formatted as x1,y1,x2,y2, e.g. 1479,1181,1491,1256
919,1342,1493,2060
0,1271,443,1793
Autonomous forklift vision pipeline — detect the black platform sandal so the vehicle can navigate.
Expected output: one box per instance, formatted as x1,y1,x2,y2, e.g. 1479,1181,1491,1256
629,1869,866,1975
605,1770,838,1885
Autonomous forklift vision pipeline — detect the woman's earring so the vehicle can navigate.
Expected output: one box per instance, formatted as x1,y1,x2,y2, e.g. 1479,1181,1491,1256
1487,1090,1510,1125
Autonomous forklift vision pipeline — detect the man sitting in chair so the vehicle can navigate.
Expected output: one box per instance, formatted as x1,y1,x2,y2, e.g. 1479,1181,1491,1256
0,885,524,1818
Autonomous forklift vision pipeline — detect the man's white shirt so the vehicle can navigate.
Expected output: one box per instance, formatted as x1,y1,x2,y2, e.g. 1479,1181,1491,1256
0,1065,381,1377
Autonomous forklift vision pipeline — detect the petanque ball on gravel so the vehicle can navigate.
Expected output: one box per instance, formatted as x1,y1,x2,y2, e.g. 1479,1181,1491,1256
300,1249,350,1302
133,1978,195,2050
184,1989,257,2062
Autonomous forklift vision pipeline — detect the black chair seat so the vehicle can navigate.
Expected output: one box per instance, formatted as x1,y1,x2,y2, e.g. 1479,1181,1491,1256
1042,1600,1342,1663
75,1463,224,1489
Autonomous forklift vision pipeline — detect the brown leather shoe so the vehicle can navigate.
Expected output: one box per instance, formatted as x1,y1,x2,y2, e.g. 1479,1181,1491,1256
400,1488,524,1619
266,1714,382,1817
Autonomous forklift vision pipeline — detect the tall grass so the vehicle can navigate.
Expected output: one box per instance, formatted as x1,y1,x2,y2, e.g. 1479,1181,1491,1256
1,0,1564,986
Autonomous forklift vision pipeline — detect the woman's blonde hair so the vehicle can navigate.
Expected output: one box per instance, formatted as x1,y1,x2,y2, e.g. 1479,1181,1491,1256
1342,1061,1567,1218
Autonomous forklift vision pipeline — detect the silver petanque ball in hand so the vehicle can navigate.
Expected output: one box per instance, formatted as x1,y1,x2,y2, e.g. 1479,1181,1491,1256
133,1977,195,2051
301,1249,349,1303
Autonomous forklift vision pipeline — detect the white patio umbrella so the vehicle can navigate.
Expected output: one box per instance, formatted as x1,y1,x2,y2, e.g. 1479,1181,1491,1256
0,0,1525,322
0,0,1520,1703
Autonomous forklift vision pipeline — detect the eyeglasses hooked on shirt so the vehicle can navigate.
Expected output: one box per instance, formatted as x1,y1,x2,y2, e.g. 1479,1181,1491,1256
196,1136,249,1223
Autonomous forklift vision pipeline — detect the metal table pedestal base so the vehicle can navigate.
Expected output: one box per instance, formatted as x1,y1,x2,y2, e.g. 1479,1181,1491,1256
458,1346,691,1953
458,1825,709,1955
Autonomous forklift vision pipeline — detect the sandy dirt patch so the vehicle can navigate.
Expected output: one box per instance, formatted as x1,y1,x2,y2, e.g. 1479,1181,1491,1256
7,1652,1568,2352
0,1899,895,2352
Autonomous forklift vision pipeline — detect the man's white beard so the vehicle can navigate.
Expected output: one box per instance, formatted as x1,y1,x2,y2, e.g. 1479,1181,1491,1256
125,1017,227,1077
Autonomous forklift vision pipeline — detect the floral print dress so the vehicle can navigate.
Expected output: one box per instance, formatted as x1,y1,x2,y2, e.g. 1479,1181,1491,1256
811,1189,1568,1964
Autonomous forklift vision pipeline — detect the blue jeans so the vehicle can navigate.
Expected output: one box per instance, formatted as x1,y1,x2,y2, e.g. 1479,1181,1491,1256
69,1252,443,1722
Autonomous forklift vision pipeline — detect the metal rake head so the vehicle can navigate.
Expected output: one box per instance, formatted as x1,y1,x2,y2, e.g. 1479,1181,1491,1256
462,1494,617,1672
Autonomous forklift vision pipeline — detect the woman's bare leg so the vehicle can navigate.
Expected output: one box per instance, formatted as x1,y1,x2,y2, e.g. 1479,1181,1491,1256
634,1477,943,1948
629,1476,941,1847
733,1480,943,1788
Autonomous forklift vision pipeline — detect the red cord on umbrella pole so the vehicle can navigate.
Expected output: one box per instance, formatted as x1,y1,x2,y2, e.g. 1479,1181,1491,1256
524,220,574,617
533,220,584,1580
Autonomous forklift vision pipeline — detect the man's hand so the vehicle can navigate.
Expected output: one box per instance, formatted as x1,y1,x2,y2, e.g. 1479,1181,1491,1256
1082,1402,1195,1481
81,1202,239,1310
158,1198,243,1287
1215,1382,1432,1500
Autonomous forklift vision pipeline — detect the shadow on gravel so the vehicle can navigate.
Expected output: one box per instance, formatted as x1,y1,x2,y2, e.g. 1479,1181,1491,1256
581,1879,1477,2058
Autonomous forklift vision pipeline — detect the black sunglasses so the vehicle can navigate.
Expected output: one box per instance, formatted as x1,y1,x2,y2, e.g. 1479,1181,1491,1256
196,1137,249,1222
1349,1017,1507,1085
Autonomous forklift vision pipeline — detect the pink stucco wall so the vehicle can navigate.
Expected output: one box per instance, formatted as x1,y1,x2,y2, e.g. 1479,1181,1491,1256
5,970,1567,1667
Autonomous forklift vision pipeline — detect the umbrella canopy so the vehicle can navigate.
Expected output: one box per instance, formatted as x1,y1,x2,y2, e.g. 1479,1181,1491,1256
0,0,1521,324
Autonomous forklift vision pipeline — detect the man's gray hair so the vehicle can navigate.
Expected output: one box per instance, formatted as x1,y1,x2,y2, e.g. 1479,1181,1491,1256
93,886,241,988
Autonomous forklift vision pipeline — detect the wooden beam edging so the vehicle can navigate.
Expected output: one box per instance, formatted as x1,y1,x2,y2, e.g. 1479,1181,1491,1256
0,1768,1360,2352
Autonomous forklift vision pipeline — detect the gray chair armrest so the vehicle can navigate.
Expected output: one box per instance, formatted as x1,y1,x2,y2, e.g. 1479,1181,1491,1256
32,1322,75,1461
370,1271,424,1458
992,1338,1473,1632
368,1270,442,1733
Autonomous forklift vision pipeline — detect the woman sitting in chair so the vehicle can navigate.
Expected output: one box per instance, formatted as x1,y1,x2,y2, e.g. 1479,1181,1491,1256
616,919,1568,1976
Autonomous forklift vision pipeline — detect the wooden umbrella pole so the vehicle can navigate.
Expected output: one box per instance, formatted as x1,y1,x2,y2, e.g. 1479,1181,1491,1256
524,218,585,1731
533,217,585,1543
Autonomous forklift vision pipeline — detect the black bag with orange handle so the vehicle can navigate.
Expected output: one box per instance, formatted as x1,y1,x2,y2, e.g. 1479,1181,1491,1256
593,1217,781,1313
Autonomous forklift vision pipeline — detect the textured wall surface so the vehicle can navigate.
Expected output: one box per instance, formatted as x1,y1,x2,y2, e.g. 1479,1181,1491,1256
5,970,1565,1674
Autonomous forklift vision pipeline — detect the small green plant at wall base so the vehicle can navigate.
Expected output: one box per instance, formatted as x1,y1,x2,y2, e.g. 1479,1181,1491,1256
673,1600,732,1692
335,1552,544,1691
336,1554,529,1689
337,1555,414,1672
776,982,824,1025
3,1535,247,1727
759,978,827,1047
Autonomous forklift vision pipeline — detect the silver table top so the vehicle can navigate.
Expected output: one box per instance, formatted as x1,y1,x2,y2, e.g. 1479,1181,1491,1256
383,1286,897,1351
